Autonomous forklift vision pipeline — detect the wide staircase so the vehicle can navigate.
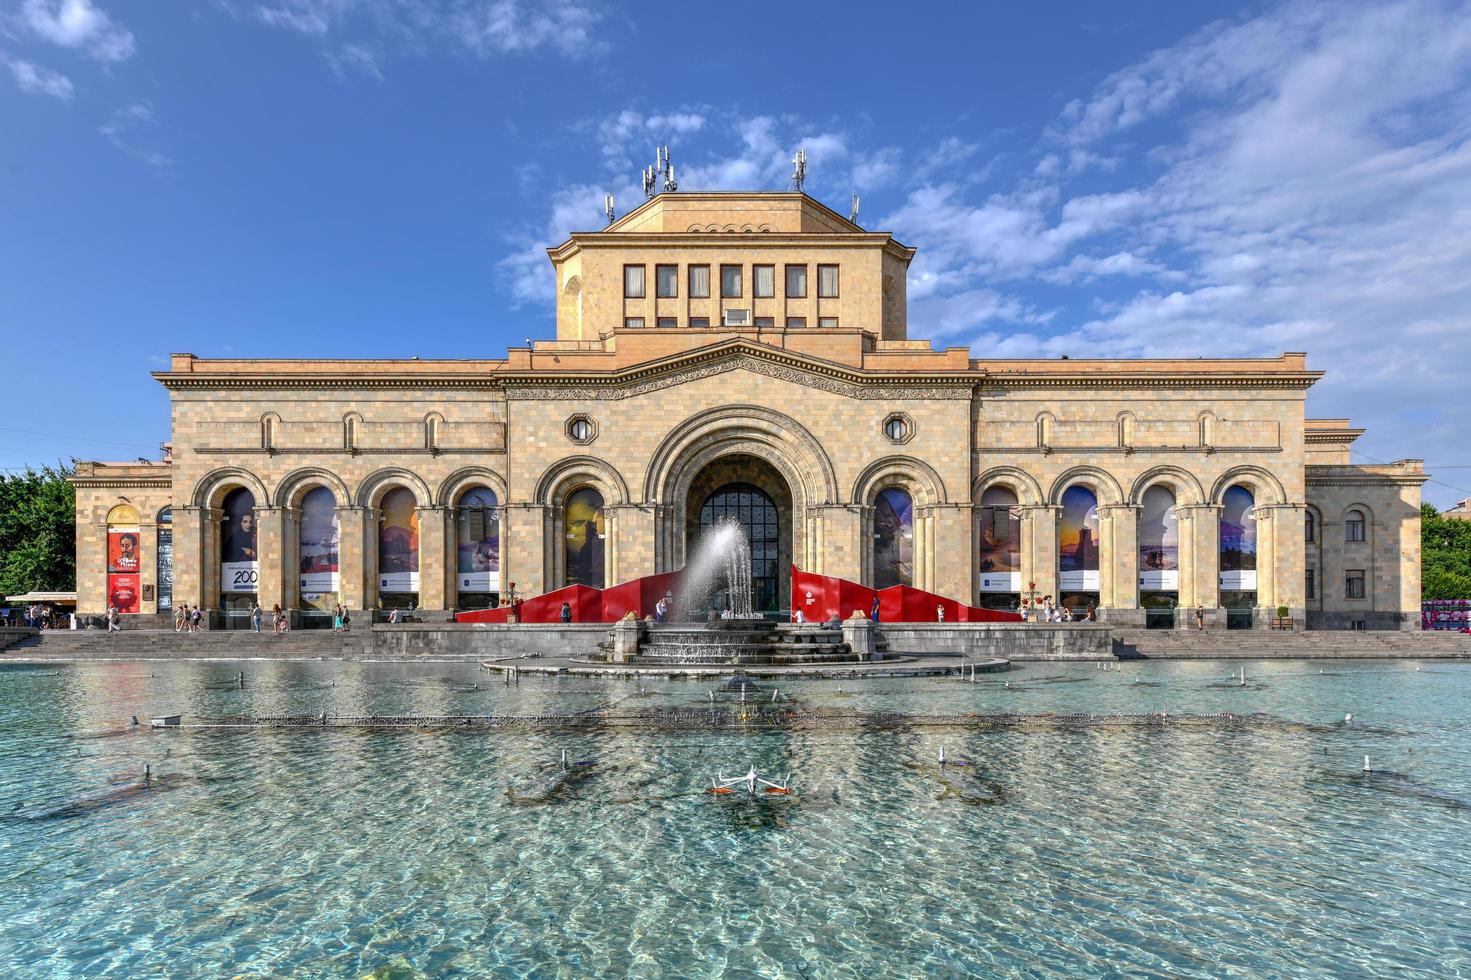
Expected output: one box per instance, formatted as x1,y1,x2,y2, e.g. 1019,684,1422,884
1114,628,1471,659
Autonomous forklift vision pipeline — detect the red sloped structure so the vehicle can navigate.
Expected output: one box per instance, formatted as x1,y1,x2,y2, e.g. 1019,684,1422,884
455,566,1020,624
790,566,1022,623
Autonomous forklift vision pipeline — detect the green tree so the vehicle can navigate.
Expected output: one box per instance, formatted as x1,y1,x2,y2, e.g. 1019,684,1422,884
0,464,76,597
1421,503,1471,600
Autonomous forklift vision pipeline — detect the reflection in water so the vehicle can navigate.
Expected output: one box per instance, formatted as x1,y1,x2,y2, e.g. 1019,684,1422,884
0,659,1469,977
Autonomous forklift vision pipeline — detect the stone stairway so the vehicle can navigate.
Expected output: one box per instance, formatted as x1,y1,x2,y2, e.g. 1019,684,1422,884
3,629,374,660
1113,629,1471,659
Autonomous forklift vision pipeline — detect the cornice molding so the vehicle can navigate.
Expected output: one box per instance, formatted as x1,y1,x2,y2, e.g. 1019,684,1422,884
69,477,173,489
154,373,506,391
194,447,505,456
500,342,978,401
977,373,1321,391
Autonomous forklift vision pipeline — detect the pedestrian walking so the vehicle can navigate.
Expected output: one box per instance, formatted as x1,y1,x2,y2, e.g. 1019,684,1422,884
175,605,187,632
332,603,343,632
1195,605,1205,631
251,602,262,633
871,595,881,623
560,600,572,624
340,606,350,632
106,604,120,633
190,605,203,633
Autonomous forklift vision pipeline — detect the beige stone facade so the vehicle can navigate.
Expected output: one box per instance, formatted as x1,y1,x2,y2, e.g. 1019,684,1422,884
72,192,1426,629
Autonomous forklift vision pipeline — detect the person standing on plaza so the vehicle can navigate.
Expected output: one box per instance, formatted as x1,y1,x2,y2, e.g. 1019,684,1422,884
332,603,343,632
251,602,262,633
175,604,187,632
1195,605,1205,630
190,605,203,633
871,595,881,623
560,601,572,624
341,606,350,632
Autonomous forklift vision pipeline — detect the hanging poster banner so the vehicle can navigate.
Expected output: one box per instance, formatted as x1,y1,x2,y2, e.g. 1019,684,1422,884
873,488,914,590
978,487,1021,592
378,487,420,593
564,488,605,589
1058,486,1100,591
457,487,500,593
298,487,340,595
1219,485,1258,590
1138,486,1179,591
105,526,142,614
220,487,259,593
156,528,173,612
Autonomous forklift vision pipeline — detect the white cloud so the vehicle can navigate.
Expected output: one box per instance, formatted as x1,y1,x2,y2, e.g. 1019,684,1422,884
20,0,135,61
451,0,601,57
1,52,73,99
99,102,172,169
326,42,382,78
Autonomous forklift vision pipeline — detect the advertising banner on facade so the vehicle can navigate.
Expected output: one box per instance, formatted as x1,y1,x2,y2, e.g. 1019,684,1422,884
977,486,1020,592
873,487,914,590
105,526,142,614
1058,485,1100,591
1219,485,1258,591
220,487,259,594
156,528,173,611
1138,485,1179,591
456,486,499,593
564,487,605,589
298,486,340,595
378,487,420,593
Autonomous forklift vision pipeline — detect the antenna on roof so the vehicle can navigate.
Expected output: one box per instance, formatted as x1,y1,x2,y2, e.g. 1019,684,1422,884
603,193,616,226
658,145,677,193
791,148,807,192
850,193,860,224
642,164,656,199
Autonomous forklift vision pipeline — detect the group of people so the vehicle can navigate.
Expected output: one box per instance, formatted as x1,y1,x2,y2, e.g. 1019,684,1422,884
1026,597,1097,623
18,603,59,629
173,605,205,632
248,603,299,633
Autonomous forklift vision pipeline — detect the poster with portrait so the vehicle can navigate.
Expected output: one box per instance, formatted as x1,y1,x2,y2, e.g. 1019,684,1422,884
1058,485,1100,590
873,488,914,589
457,487,500,592
220,487,259,593
298,486,340,595
377,487,420,593
1219,485,1257,590
1137,486,1179,591
108,528,142,575
564,488,606,589
977,486,1020,592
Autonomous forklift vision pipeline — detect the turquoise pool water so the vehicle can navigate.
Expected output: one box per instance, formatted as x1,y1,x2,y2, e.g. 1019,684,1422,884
2,659,1468,977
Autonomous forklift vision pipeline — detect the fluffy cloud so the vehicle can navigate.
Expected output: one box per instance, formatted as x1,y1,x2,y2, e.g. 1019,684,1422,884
20,0,134,61
1,52,73,98
99,102,172,169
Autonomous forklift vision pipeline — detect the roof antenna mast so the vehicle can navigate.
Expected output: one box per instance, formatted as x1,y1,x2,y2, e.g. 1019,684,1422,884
660,144,677,193
791,147,807,192
603,193,616,226
850,193,860,225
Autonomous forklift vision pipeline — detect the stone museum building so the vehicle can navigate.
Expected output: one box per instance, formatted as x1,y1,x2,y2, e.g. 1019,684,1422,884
71,191,1426,629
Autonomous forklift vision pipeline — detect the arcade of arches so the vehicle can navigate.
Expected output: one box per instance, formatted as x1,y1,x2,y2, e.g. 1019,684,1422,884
68,190,1424,629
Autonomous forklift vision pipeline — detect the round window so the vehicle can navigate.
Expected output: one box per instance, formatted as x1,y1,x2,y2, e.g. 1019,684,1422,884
884,417,909,441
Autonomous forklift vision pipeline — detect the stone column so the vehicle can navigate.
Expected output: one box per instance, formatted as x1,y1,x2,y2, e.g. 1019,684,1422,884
77,509,108,616
1099,504,1139,612
934,505,971,602
255,506,287,615
416,505,449,613
138,517,159,617
1020,505,1059,606
337,506,368,612
1178,504,1221,614
280,506,301,612
173,506,205,614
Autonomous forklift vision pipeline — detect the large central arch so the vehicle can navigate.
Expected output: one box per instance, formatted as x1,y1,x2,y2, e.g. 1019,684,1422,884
644,405,837,578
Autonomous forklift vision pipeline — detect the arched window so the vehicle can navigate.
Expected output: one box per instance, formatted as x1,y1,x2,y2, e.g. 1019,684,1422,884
456,486,500,607
564,488,605,589
298,487,340,609
106,504,142,615
1117,413,1135,448
219,488,259,596
1219,485,1257,593
699,484,780,612
1305,510,1316,542
1058,486,1100,595
1199,412,1217,446
1036,412,1055,447
978,486,1020,595
872,487,914,590
343,413,362,451
425,413,443,451
1138,486,1179,591
260,413,280,451
1345,509,1366,542
377,488,419,600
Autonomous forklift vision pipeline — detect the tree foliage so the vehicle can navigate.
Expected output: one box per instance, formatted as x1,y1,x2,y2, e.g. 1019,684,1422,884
1422,503,1471,601
0,464,76,597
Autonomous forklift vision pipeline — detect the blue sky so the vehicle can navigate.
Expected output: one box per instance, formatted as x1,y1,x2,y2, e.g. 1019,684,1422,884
2,0,1470,507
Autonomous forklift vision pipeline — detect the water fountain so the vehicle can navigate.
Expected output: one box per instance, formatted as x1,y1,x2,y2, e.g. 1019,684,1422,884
619,517,864,667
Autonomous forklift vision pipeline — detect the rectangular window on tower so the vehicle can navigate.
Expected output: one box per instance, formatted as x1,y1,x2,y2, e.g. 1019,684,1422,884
721,265,742,298
623,265,646,299
1305,569,1315,600
1345,569,1366,599
753,265,775,297
818,264,840,297
657,317,678,329
656,265,678,297
785,264,807,298
689,265,710,298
